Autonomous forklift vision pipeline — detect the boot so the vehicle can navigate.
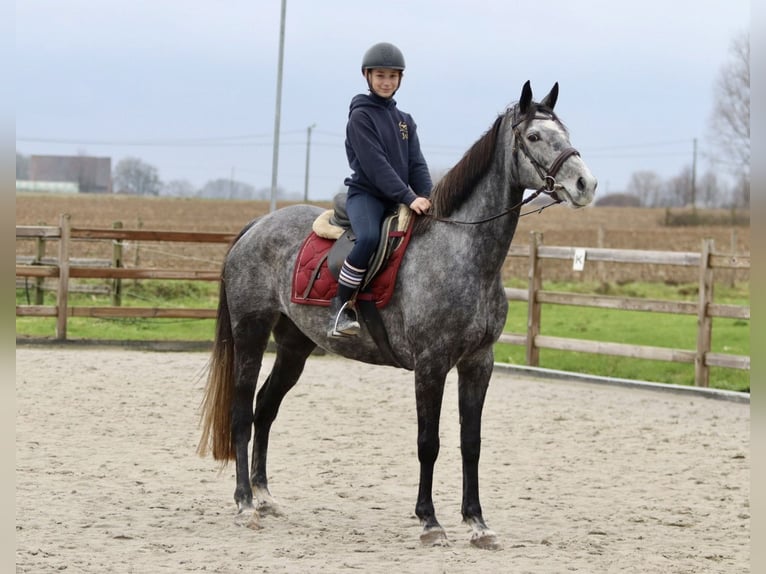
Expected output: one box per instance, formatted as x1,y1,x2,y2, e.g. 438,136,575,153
327,296,360,338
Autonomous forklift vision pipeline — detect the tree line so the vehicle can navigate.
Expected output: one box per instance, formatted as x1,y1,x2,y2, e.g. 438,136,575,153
15,153,305,201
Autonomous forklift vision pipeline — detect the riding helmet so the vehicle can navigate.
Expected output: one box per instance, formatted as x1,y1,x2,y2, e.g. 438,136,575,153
361,42,406,72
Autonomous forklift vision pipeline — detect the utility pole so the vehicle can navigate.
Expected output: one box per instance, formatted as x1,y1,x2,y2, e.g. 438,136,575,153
269,0,287,213
303,123,316,202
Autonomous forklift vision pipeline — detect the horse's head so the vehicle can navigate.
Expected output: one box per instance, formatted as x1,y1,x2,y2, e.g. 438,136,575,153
510,81,597,208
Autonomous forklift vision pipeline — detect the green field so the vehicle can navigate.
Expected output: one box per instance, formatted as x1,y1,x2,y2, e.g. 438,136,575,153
16,279,749,393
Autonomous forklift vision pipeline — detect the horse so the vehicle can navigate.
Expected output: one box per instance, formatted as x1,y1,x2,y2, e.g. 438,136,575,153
197,81,597,549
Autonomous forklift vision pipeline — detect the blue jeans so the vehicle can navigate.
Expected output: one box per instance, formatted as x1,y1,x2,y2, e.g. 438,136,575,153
344,193,394,270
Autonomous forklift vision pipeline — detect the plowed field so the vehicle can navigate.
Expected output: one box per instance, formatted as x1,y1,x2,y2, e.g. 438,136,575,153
16,193,750,283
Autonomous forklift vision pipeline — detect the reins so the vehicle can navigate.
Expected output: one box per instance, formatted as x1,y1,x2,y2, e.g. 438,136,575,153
425,110,579,226
425,187,560,225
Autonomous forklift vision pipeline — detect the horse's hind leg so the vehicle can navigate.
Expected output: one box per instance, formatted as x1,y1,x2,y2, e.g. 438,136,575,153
231,314,276,517
457,350,500,550
251,314,316,516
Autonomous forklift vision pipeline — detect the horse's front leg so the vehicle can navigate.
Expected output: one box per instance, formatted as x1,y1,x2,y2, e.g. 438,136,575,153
457,350,500,550
414,365,449,546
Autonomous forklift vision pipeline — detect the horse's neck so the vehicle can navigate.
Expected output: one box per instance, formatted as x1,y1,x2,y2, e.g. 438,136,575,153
426,181,522,279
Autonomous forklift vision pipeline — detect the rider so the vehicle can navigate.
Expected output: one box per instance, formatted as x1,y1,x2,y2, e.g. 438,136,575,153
328,41,433,338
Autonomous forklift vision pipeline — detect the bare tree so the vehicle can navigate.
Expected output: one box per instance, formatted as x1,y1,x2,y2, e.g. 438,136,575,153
112,157,162,196
161,179,197,197
200,178,256,200
708,31,749,205
626,170,663,206
255,185,291,200
663,166,693,207
731,174,750,209
697,170,724,208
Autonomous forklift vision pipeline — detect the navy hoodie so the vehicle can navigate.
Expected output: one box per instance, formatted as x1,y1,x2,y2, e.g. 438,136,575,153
344,93,432,207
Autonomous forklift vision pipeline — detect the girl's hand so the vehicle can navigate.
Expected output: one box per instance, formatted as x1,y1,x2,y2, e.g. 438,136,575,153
409,196,431,215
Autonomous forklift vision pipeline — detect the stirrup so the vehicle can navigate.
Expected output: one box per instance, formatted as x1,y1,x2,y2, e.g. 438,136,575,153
328,301,360,338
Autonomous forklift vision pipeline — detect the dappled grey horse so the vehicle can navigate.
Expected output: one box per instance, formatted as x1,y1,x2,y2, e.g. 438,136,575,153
198,81,597,548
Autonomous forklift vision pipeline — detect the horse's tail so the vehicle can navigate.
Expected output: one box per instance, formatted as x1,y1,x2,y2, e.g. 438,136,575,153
197,219,259,463
197,279,236,462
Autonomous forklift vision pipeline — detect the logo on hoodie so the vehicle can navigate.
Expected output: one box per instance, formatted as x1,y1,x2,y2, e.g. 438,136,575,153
398,121,409,140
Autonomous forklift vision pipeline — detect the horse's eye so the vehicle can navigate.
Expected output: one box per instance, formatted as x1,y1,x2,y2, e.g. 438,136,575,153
527,132,540,142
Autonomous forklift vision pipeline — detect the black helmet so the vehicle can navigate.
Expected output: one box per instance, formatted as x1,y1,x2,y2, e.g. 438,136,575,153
361,42,405,72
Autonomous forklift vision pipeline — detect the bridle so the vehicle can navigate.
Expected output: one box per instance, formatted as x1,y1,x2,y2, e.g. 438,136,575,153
511,113,580,201
427,110,580,225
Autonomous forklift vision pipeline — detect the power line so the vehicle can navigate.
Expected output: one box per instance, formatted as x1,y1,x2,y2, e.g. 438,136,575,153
16,131,307,147
583,138,692,151
584,151,692,159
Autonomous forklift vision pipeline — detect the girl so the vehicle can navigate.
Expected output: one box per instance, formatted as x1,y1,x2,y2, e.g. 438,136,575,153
329,42,433,337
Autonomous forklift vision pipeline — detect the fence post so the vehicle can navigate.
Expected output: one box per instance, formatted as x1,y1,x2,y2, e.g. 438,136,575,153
597,224,606,284
34,225,46,305
133,218,143,287
526,231,543,366
695,238,714,387
55,214,71,340
112,221,123,306
133,218,142,267
728,229,737,288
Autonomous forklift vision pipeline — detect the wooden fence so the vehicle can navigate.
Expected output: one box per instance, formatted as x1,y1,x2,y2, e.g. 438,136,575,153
16,214,750,388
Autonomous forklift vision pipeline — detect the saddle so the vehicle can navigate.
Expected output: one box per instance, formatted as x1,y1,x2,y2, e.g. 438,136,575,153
311,193,412,291
292,193,413,307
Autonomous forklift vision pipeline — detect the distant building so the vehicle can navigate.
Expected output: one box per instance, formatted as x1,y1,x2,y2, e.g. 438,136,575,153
16,180,79,193
28,154,112,194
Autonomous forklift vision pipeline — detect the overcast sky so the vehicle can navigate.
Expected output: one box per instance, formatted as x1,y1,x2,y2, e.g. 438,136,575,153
15,0,749,200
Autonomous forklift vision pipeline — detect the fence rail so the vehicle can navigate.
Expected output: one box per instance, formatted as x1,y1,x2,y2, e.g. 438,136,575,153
16,215,750,387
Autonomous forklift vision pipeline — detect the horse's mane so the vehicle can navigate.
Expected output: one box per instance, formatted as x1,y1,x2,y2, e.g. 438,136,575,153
432,114,504,217
413,113,505,234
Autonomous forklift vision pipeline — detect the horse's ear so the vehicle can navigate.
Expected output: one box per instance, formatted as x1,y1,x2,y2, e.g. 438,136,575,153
519,81,533,115
540,82,559,111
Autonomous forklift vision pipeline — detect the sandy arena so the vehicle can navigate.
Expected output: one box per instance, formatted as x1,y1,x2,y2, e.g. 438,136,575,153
16,347,749,573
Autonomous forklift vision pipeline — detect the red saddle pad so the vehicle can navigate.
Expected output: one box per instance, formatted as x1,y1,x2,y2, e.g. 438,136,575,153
291,223,413,308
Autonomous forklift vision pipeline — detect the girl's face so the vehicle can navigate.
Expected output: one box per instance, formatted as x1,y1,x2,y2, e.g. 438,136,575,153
368,68,401,98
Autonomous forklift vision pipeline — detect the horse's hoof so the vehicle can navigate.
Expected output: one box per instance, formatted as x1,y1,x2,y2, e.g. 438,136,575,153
420,526,450,547
254,487,284,518
234,505,261,530
470,529,500,550
245,513,262,530
257,500,284,518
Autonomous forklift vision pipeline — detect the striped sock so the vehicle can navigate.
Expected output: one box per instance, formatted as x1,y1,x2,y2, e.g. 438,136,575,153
338,260,366,290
